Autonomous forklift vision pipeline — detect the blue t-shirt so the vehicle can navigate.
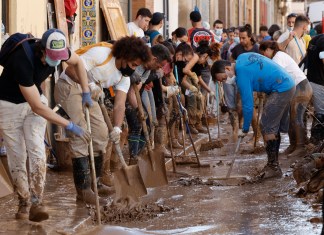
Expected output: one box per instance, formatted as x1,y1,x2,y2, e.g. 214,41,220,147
235,52,294,132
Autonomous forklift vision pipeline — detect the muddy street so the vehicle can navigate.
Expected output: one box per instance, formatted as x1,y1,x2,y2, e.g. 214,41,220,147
0,125,322,235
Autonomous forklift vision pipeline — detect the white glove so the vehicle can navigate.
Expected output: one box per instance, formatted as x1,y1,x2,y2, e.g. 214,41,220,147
167,85,180,98
89,82,103,101
238,129,248,138
110,126,122,143
209,91,215,98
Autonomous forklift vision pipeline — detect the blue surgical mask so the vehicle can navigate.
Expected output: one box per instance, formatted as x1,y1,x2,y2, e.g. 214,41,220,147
45,55,61,67
234,37,240,43
215,29,223,36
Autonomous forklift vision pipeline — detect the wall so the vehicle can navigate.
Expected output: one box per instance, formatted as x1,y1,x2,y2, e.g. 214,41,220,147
168,0,179,38
9,0,47,37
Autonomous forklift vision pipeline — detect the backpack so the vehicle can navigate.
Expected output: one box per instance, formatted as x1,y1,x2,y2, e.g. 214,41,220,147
0,33,38,67
75,42,113,67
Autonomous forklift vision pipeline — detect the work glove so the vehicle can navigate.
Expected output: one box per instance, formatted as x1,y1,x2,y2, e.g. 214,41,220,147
238,129,248,138
65,122,90,142
189,85,198,93
166,85,180,98
130,71,142,85
89,82,103,101
110,126,122,143
209,91,215,98
82,92,93,107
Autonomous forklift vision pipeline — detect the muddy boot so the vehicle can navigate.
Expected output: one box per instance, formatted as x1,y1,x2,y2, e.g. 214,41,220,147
310,113,324,145
155,126,171,156
15,198,29,220
29,203,49,222
195,122,208,134
170,123,183,149
288,126,307,159
257,139,282,179
128,157,138,165
188,124,199,134
94,155,115,197
72,157,106,205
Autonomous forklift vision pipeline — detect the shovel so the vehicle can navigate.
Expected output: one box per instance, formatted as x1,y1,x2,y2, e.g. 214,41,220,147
98,99,147,200
200,82,224,151
84,107,101,225
133,84,168,188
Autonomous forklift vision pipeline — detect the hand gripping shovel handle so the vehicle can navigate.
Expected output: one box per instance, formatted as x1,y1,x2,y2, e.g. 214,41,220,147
133,84,156,171
98,100,129,174
84,107,101,225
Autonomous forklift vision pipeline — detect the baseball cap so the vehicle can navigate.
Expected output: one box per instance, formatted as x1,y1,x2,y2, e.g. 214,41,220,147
190,11,201,23
41,28,69,61
150,12,164,25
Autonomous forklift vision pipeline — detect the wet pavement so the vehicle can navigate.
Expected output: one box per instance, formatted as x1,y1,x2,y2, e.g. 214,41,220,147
0,120,323,235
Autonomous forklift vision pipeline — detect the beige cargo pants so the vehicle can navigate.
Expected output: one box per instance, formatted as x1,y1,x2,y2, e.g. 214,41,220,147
54,79,108,158
0,95,48,204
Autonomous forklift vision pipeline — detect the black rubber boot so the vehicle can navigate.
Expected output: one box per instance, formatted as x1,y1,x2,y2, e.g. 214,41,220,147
310,113,324,145
258,139,282,179
94,155,115,197
72,157,106,205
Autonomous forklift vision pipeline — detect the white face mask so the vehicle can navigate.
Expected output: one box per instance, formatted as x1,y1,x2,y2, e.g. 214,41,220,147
175,40,181,47
234,37,240,43
215,29,223,36
207,57,214,66
288,26,293,32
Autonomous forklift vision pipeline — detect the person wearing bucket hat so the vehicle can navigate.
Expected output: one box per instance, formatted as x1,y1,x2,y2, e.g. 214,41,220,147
0,28,90,222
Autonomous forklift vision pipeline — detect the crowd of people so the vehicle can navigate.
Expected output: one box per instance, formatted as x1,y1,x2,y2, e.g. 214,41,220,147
0,7,323,224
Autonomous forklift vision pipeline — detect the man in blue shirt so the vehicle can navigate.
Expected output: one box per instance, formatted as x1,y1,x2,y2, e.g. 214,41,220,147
211,52,295,179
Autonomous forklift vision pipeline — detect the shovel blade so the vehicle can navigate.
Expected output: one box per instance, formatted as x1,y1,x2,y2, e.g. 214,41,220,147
113,165,147,200
138,147,168,188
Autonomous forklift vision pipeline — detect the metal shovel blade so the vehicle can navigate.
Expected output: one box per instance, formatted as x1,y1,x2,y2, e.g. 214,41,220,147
113,165,147,200
138,147,168,188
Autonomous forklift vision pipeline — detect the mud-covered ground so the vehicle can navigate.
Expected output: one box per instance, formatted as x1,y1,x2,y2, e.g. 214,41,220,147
0,120,322,235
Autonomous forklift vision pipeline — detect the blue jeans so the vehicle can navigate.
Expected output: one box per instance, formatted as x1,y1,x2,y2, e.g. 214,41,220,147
141,89,157,124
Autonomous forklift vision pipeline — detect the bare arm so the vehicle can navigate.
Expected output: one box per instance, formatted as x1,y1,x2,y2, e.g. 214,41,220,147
113,90,127,127
20,85,69,127
183,53,199,76
181,75,193,90
278,31,295,51
64,51,90,93
127,83,142,108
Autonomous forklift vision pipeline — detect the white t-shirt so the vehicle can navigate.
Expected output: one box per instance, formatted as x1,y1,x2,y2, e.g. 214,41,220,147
60,46,130,93
277,31,306,64
127,22,145,38
272,51,306,85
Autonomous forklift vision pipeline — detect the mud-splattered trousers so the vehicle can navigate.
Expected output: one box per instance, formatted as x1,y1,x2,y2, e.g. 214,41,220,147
54,79,108,158
288,79,313,146
0,95,48,204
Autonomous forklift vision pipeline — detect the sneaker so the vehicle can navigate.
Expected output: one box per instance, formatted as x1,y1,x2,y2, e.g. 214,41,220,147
15,199,29,220
29,203,49,222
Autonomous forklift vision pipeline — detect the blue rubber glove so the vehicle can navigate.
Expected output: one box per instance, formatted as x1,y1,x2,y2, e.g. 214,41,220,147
82,92,93,107
65,122,90,141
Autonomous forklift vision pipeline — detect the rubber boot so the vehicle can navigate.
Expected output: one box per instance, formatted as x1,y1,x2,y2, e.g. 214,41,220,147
195,122,208,133
258,139,282,179
188,124,199,134
282,122,296,155
29,203,49,222
310,113,324,145
288,126,307,159
72,157,106,205
15,198,29,220
94,155,115,197
155,126,171,156
170,123,183,149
